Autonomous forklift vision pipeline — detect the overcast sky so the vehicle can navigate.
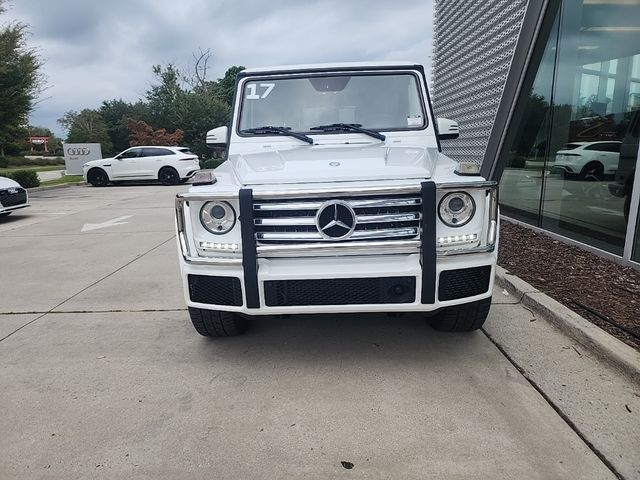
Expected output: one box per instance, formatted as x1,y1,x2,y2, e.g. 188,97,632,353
3,0,434,137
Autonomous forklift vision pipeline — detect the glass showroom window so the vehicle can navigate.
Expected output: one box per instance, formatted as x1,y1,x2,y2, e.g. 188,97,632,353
499,14,559,224
499,0,640,259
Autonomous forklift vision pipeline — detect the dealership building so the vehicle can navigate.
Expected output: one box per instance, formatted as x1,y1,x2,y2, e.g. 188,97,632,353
433,0,640,266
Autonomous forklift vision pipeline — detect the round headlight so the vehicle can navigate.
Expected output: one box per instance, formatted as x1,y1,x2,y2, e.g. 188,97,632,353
438,192,475,227
200,201,236,234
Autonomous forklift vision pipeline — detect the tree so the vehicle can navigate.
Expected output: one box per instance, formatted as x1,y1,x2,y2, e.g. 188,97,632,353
128,119,183,146
58,109,113,154
144,61,232,158
0,0,43,156
211,65,245,106
99,99,151,152
57,56,241,161
174,92,229,158
146,64,184,131
179,49,243,106
181,48,213,89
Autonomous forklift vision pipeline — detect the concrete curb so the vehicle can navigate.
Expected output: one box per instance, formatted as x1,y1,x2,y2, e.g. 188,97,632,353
495,266,640,383
28,182,86,193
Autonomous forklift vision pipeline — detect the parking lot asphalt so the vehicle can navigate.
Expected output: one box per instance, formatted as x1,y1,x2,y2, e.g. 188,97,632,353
0,185,630,479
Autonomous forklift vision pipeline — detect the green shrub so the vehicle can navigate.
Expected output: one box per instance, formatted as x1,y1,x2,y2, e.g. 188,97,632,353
7,156,65,167
5,170,40,188
0,157,8,168
201,158,223,170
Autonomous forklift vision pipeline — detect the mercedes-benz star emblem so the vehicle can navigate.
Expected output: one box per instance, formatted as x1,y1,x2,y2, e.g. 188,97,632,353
315,200,357,240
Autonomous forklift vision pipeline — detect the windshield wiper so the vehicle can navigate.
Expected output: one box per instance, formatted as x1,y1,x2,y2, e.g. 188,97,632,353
240,126,313,145
310,123,386,141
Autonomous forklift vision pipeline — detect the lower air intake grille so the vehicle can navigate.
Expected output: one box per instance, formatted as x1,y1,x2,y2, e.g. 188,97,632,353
0,188,27,207
188,275,243,306
264,277,416,307
438,266,491,301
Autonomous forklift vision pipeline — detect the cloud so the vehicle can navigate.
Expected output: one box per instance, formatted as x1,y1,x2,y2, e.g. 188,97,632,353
3,0,434,136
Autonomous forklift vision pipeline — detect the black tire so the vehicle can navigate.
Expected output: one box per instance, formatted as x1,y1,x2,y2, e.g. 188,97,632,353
0,212,12,217
87,168,109,187
159,167,180,185
579,162,603,181
188,307,244,337
427,298,491,332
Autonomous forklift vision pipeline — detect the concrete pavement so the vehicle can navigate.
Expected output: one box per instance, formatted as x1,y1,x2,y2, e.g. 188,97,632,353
486,302,640,479
0,184,636,479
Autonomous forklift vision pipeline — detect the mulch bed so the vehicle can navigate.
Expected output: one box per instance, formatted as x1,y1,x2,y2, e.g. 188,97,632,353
497,221,640,351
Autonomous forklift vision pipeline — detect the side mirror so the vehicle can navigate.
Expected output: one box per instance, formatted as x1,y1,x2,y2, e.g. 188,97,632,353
206,126,228,147
437,118,460,140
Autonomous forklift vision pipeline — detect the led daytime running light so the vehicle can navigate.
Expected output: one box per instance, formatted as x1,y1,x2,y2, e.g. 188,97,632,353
437,233,478,247
199,241,239,251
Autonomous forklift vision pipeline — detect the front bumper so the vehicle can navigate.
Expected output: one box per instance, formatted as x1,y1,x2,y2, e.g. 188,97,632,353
176,181,498,315
180,252,496,315
0,187,29,214
0,203,29,214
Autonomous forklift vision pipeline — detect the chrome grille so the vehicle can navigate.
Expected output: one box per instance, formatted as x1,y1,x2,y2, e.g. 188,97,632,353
253,195,422,244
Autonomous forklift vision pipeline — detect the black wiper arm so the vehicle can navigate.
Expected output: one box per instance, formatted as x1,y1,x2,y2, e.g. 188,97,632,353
309,123,386,141
240,126,313,145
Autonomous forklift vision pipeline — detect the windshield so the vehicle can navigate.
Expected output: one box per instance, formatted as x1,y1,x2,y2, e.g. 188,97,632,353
238,73,426,134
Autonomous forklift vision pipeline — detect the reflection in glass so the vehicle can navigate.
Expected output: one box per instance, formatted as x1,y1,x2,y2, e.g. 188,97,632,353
540,0,640,255
499,15,559,223
498,0,640,258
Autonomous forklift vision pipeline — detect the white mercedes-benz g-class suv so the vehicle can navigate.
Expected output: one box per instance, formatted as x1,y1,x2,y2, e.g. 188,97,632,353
175,62,498,337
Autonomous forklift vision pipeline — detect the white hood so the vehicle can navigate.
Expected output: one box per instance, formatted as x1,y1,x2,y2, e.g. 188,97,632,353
85,157,115,167
0,176,21,189
229,144,437,185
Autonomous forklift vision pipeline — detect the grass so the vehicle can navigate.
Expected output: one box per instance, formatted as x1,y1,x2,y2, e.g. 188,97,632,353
0,165,65,175
40,175,85,186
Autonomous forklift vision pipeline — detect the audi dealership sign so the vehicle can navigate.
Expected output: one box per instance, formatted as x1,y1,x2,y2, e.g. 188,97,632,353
63,143,103,175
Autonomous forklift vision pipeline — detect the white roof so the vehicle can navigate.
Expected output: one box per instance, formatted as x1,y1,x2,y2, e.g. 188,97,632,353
130,145,187,149
242,61,422,74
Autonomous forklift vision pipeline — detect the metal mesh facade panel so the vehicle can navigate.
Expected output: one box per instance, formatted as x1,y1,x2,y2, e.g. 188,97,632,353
433,0,528,165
